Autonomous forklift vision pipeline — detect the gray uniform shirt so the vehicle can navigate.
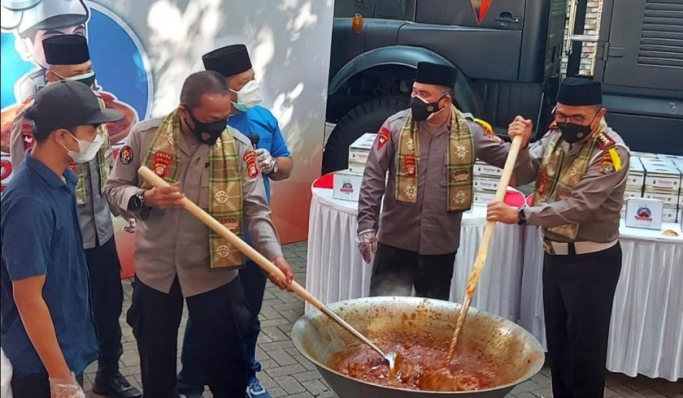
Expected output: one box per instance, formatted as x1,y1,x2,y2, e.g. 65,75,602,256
9,109,114,250
357,109,514,255
514,127,630,243
104,118,283,297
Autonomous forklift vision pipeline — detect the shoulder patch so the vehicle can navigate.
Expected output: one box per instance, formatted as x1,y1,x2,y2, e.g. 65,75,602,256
119,146,133,165
243,149,259,178
377,127,390,150
474,118,503,143
596,132,616,150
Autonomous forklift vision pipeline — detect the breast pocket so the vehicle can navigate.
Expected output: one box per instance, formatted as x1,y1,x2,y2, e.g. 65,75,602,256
198,166,210,210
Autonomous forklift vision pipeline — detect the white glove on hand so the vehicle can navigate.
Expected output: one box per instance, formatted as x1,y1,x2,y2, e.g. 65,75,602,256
255,148,276,174
49,373,85,398
356,230,378,263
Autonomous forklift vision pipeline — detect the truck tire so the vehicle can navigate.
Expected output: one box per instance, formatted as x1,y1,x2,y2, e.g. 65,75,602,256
322,96,410,174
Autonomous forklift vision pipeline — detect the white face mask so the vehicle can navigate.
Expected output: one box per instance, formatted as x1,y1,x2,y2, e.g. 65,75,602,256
232,80,263,112
64,131,104,163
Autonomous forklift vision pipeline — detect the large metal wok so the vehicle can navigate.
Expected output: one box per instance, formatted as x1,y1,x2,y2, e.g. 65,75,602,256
291,297,545,398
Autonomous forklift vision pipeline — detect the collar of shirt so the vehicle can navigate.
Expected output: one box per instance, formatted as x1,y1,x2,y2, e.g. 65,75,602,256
25,153,78,190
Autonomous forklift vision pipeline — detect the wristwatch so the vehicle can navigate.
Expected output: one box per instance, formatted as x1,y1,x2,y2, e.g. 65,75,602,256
517,209,527,225
130,191,146,211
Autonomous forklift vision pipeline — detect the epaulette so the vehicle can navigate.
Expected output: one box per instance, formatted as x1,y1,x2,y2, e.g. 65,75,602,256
474,118,503,143
596,132,622,172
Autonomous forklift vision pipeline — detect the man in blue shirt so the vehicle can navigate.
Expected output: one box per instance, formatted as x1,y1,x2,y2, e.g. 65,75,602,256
1,80,123,398
177,44,293,398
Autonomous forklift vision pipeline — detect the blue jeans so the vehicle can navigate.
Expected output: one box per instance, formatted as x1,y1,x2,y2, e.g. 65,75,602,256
178,261,268,395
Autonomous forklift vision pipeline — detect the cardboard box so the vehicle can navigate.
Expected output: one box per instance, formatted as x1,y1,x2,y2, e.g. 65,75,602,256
632,151,657,159
348,133,377,165
332,170,363,202
473,176,500,191
625,198,663,230
643,189,680,206
473,189,496,205
348,160,365,175
473,161,502,177
626,157,645,189
662,206,678,223
642,161,682,191
623,189,642,201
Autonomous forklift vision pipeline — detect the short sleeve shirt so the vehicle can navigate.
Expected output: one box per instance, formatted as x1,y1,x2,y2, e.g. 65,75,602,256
0,155,98,377
228,106,291,245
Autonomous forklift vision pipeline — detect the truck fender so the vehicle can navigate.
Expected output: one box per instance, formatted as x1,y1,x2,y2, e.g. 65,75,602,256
328,45,484,116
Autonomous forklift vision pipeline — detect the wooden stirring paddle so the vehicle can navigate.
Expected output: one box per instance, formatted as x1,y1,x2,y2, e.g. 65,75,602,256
137,166,404,377
445,135,524,365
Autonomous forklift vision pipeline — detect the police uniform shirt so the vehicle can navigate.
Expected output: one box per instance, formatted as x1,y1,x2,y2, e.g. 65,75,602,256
357,109,514,256
514,128,630,243
104,118,283,297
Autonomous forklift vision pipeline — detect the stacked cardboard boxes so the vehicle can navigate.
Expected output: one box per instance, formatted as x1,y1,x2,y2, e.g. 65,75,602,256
347,133,376,175
332,133,377,201
621,157,645,218
473,161,502,205
641,157,681,223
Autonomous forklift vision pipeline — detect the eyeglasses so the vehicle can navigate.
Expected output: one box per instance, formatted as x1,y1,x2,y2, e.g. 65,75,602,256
553,110,597,125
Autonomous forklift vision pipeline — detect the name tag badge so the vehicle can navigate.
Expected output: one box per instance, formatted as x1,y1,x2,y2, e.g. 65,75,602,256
404,155,416,178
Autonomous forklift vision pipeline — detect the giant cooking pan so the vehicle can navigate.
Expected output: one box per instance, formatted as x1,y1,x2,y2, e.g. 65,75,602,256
292,297,545,398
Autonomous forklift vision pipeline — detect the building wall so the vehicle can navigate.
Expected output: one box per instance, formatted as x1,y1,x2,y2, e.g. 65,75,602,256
561,0,603,75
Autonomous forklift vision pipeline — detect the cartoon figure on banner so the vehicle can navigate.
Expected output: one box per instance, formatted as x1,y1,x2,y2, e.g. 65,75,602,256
0,0,152,156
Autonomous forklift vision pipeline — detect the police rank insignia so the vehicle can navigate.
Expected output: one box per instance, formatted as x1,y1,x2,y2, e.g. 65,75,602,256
600,152,615,174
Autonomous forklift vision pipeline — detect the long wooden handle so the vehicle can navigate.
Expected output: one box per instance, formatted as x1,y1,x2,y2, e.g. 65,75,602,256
137,166,326,309
465,135,523,296
137,167,389,357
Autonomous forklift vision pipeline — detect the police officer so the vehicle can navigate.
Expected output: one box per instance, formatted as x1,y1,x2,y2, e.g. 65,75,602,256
487,77,630,398
8,35,141,398
104,71,295,398
177,44,294,398
357,62,529,300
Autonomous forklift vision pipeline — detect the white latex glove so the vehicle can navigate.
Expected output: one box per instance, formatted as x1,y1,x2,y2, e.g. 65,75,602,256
255,148,275,174
49,373,85,398
356,229,377,263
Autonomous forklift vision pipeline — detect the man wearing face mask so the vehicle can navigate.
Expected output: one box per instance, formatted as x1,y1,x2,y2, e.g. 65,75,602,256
1,80,123,398
487,77,630,398
356,62,529,300
104,71,295,398
174,44,294,398
7,34,142,398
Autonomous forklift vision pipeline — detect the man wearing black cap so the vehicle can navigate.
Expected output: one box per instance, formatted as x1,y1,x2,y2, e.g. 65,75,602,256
174,44,294,398
8,34,141,398
356,61,529,300
105,70,294,398
1,80,122,398
487,77,630,398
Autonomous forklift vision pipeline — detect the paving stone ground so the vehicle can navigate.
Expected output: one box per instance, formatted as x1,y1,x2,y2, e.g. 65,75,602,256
84,242,682,398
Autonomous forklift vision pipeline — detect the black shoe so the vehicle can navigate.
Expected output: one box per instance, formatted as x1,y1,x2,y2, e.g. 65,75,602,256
93,371,142,398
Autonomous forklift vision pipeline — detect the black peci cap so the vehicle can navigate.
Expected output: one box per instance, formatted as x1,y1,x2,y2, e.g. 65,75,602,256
43,34,90,66
415,62,457,89
24,80,122,133
202,44,253,78
556,76,602,106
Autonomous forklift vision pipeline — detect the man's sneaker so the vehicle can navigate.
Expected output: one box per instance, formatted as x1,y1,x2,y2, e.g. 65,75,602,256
246,380,272,398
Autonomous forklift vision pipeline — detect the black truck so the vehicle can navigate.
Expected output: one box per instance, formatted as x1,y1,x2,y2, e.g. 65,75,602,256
322,0,683,174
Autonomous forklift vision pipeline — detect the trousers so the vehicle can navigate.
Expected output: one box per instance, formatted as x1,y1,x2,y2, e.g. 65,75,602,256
85,236,124,373
178,260,268,394
11,372,83,398
543,242,622,398
127,275,251,398
369,242,457,300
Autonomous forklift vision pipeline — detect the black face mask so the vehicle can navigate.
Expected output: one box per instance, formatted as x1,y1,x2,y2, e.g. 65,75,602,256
556,123,592,144
74,73,97,88
185,110,227,145
410,96,444,122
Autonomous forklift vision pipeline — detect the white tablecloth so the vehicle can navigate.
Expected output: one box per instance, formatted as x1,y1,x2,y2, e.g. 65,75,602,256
305,187,525,322
519,222,683,382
